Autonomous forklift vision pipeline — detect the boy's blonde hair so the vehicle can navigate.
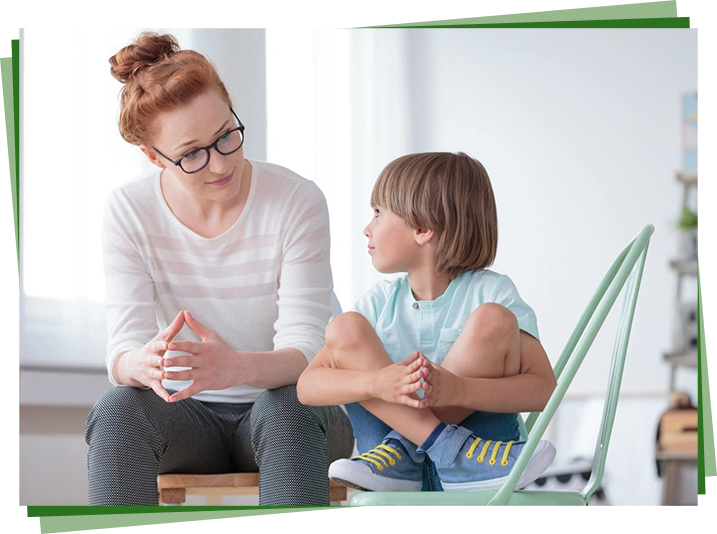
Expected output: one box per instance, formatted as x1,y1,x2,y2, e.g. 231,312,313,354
371,152,497,279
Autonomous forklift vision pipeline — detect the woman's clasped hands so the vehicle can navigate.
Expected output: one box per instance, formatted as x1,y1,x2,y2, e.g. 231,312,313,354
162,310,250,403
124,309,249,403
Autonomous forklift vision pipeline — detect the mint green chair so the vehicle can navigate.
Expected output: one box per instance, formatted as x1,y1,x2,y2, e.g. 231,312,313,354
351,225,654,506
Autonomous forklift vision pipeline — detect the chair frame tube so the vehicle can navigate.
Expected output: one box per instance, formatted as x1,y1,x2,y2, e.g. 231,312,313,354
489,225,654,506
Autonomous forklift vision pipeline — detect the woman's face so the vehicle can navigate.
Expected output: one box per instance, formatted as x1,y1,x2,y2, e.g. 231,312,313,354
144,90,247,203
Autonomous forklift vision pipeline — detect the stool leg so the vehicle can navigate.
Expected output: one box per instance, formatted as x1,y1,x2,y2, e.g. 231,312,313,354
206,495,223,506
330,485,347,506
159,488,187,505
662,460,677,506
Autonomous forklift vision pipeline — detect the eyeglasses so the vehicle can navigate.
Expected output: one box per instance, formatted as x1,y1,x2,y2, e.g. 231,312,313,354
153,109,245,174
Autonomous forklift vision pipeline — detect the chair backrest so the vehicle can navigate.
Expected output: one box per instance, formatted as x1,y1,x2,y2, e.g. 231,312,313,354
489,224,654,506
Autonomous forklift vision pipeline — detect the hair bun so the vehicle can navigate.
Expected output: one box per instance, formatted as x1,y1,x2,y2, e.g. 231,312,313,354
109,32,180,83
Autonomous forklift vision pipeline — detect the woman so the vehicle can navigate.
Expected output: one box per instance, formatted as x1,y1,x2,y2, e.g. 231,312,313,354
84,32,353,506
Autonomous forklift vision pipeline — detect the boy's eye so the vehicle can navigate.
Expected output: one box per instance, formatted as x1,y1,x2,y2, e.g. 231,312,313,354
184,149,202,160
373,208,380,217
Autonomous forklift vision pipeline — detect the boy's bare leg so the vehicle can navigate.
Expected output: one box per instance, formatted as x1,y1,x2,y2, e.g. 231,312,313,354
431,303,521,425
325,312,441,446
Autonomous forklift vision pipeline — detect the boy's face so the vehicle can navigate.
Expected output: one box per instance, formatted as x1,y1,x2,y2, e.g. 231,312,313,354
364,206,419,273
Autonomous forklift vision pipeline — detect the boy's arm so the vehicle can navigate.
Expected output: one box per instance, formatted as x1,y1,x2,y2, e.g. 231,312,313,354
297,346,426,407
420,332,557,413
296,347,379,406
462,332,556,412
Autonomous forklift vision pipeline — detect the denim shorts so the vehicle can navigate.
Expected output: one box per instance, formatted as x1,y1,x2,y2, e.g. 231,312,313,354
344,402,520,491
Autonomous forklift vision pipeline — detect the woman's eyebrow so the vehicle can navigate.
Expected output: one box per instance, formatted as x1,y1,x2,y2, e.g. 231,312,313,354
173,119,231,151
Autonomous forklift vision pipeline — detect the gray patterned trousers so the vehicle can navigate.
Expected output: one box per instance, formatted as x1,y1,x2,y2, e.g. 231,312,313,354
85,385,354,506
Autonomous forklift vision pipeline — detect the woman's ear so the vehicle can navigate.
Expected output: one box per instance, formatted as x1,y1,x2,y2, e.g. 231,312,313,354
140,145,167,169
414,226,436,246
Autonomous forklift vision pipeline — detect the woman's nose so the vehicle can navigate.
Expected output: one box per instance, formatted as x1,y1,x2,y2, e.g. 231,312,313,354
208,148,229,175
363,223,371,238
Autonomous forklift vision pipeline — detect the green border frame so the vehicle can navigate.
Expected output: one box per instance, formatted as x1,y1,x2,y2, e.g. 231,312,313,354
370,17,690,28
7,0,717,533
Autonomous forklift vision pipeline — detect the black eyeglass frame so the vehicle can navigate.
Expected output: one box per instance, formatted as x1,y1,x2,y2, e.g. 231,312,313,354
152,109,245,174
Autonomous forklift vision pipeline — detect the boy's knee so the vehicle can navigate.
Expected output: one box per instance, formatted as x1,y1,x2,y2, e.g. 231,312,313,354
465,303,518,342
325,312,372,354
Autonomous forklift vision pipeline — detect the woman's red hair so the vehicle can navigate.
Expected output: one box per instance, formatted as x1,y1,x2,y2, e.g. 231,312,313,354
110,32,233,145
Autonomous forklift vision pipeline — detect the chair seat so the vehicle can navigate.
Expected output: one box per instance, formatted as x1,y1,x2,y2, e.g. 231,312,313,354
350,489,588,506
157,473,348,504
158,473,260,496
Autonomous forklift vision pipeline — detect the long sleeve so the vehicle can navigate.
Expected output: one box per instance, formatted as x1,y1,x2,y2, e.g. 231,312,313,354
100,163,332,403
102,193,158,385
273,181,333,362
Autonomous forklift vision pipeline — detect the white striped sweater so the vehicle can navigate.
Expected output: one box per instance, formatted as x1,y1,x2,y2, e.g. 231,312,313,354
102,160,333,403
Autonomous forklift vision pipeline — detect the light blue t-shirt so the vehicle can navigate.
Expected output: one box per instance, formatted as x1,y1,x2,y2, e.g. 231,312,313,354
353,269,539,366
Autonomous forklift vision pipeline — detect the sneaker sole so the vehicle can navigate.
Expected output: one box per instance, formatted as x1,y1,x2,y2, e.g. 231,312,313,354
328,459,422,492
441,440,556,492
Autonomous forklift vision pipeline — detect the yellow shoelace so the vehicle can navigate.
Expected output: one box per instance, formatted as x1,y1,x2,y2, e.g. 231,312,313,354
465,437,514,467
353,444,403,471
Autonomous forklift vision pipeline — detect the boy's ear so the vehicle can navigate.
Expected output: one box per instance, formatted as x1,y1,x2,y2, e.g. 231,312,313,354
414,226,436,246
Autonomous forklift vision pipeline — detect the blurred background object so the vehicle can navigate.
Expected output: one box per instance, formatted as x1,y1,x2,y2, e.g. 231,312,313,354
656,93,699,505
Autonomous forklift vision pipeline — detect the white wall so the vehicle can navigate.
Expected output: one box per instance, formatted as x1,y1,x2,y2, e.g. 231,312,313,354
406,28,696,397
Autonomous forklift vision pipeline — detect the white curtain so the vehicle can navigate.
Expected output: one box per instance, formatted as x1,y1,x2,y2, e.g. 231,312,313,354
267,29,414,310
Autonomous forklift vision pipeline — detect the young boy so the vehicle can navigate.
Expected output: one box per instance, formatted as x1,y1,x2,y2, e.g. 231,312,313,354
297,152,556,491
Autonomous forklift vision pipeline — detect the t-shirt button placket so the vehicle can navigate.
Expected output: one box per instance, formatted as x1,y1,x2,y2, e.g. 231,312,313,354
412,302,419,309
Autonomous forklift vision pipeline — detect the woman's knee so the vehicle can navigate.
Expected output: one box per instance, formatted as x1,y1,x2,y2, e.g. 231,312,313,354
250,385,321,442
85,387,162,444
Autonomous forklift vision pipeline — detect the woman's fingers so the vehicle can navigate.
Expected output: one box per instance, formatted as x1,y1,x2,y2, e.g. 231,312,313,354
164,369,193,381
167,340,203,354
184,311,213,340
169,383,202,403
147,368,164,380
149,380,171,403
149,339,169,355
163,355,195,368
161,310,186,342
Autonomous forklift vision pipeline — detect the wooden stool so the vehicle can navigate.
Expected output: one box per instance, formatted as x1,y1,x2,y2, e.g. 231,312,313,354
157,473,348,505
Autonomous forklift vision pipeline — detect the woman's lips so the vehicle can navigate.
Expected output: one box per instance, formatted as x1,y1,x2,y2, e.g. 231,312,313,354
207,171,234,186
368,246,375,254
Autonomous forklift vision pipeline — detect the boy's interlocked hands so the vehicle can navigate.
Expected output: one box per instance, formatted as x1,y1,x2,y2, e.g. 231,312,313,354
370,351,427,408
412,355,465,409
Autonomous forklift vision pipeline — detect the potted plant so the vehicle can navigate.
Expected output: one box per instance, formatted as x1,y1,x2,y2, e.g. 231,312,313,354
677,206,705,261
